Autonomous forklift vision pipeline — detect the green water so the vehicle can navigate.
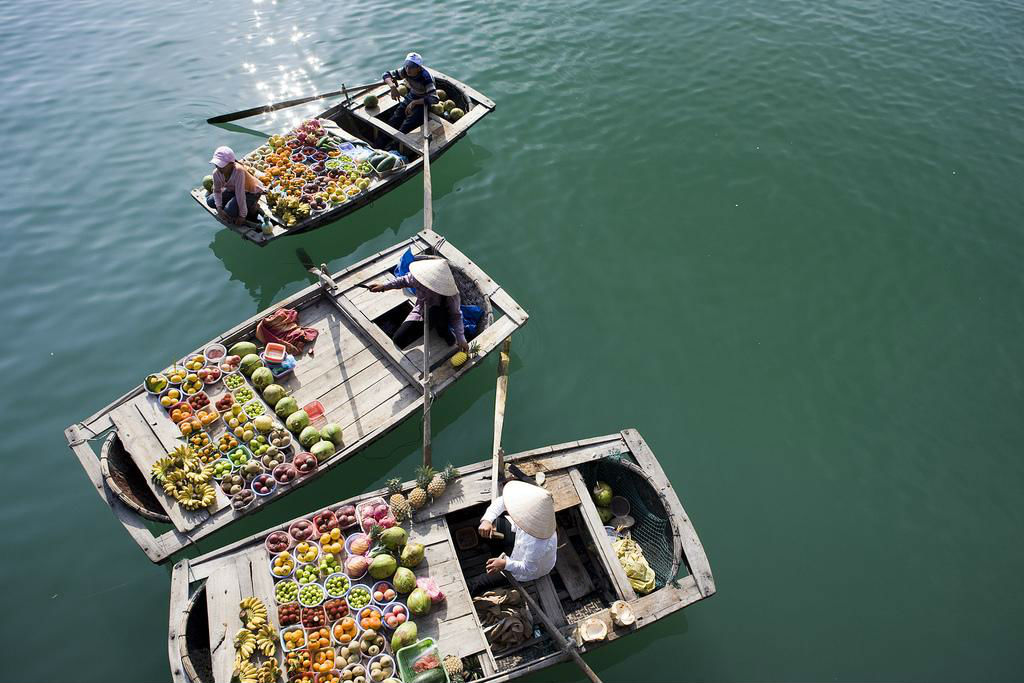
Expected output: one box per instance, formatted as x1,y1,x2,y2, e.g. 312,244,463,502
3,0,1023,680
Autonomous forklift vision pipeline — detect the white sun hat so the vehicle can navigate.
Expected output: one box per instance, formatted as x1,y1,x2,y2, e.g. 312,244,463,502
209,146,236,167
408,257,458,296
503,481,556,539
405,52,424,66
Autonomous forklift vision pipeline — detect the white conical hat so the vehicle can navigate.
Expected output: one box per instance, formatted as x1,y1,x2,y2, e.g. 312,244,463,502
409,257,458,296
503,481,556,539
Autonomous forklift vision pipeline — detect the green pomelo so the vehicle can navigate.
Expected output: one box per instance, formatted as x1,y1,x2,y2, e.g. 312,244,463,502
449,108,465,121
275,396,299,418
363,94,378,107
593,481,613,507
253,415,274,433
369,553,398,580
202,175,214,192
285,409,310,433
391,621,417,652
322,423,344,447
228,341,258,357
381,527,407,550
239,354,262,377
400,542,424,568
299,426,322,449
251,367,273,390
393,567,416,593
407,588,431,616
263,384,286,406
310,439,335,461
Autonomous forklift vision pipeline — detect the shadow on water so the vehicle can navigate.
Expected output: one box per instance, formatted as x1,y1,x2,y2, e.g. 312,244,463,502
208,139,493,307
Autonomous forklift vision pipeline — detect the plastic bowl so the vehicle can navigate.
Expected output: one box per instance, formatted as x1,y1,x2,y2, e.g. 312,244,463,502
345,584,372,612
314,671,341,683
289,519,317,544
298,582,326,608
204,343,227,363
211,457,235,481
163,365,187,384
379,602,408,630
251,473,278,497
371,581,396,606
293,539,322,565
303,400,325,423
293,452,318,477
610,495,631,517
265,530,292,554
181,354,207,371
280,624,307,653
367,654,396,680
343,533,371,557
264,342,287,363
273,462,299,486
274,579,300,605
324,572,351,598
330,617,362,647
269,551,296,579
354,604,383,631
312,510,339,535
231,489,256,511
301,604,328,629
144,373,169,395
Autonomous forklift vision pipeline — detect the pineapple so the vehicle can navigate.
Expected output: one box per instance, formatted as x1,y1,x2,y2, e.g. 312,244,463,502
428,463,460,499
411,466,435,506
442,655,464,678
387,478,411,521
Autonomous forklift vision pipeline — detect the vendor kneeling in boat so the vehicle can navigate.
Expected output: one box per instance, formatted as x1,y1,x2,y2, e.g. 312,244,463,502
478,481,558,581
382,52,439,134
368,257,470,353
206,146,265,225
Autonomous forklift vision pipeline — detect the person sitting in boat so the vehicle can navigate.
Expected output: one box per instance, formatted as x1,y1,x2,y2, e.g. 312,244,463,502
478,481,558,582
367,257,470,353
382,52,438,134
206,146,265,225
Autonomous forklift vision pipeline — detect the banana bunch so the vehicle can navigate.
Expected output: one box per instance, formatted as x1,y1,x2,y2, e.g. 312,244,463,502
234,628,256,660
233,660,260,683
152,445,217,510
256,624,276,657
257,657,280,683
239,597,268,630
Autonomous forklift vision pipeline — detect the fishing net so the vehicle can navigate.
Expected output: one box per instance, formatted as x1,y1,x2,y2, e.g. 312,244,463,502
581,454,681,590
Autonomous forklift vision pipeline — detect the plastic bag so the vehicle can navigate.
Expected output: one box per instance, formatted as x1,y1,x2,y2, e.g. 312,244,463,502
612,537,655,595
415,577,446,604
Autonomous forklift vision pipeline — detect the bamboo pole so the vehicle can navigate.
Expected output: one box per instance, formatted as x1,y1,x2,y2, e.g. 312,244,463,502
421,106,433,468
491,338,511,500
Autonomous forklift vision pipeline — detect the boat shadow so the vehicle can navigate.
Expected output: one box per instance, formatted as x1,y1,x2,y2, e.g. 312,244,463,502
207,140,493,309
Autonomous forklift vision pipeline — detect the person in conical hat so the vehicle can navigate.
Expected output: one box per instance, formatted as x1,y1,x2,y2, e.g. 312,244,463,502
479,480,558,581
368,256,469,353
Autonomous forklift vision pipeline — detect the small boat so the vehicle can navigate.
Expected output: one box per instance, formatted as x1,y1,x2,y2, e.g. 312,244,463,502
167,430,715,683
191,71,495,246
64,230,527,564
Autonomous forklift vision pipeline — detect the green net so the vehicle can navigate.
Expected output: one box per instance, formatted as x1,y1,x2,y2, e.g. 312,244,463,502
581,454,680,590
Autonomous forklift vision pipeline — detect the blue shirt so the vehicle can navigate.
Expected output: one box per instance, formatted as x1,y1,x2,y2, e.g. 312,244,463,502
382,66,439,104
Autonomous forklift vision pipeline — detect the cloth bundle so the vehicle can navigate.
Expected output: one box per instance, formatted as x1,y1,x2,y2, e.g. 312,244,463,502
473,588,533,650
612,537,656,595
255,308,318,356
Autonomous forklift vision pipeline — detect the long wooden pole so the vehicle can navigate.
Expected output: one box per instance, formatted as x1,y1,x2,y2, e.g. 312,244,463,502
502,573,604,683
421,106,433,468
207,81,384,124
491,338,511,500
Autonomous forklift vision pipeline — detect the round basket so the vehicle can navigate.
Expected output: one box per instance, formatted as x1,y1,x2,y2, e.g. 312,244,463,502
100,433,171,523
450,265,493,334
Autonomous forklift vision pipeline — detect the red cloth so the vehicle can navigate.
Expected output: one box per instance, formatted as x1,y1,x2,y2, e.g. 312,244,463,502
256,308,317,356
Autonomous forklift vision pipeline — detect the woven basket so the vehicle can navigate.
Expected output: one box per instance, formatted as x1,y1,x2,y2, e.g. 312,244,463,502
100,432,171,524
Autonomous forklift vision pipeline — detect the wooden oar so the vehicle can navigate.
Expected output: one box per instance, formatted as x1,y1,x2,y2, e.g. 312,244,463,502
207,81,384,124
502,573,604,683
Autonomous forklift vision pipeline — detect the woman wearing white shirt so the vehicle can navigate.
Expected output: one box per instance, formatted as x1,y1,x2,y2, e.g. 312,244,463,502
478,481,558,581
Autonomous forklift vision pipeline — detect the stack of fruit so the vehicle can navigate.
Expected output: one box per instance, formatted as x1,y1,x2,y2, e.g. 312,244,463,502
150,445,217,510
160,387,183,408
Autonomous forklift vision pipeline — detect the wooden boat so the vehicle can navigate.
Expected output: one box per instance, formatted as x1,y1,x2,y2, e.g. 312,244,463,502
167,430,715,683
64,230,527,563
191,71,495,246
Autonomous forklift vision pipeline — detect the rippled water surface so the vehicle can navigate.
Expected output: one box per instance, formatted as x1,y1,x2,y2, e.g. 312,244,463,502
2,0,1023,680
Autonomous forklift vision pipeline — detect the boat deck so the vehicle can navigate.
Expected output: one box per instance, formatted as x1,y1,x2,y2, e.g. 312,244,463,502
168,431,716,683
65,230,527,563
